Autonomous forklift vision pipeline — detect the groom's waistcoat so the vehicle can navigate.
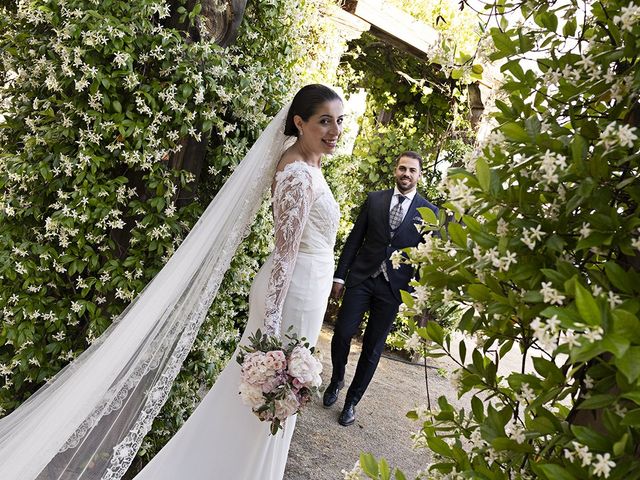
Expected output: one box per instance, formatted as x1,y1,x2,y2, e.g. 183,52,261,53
334,189,438,302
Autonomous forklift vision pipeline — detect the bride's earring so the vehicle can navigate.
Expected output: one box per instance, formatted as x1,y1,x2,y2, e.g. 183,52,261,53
298,129,303,137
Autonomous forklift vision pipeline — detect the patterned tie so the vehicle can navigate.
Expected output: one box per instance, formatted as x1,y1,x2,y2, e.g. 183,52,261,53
375,194,407,281
389,194,406,232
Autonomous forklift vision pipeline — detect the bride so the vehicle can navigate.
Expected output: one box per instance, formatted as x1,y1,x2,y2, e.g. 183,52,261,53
0,84,344,480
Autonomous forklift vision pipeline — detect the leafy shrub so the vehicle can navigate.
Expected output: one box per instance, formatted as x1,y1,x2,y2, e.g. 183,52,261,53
351,0,640,478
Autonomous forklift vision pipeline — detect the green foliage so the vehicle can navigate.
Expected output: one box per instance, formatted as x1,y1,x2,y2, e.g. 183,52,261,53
339,31,471,204
354,0,640,478
386,0,482,67
0,0,344,470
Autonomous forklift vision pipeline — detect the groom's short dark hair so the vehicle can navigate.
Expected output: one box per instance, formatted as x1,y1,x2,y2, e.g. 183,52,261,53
395,151,423,170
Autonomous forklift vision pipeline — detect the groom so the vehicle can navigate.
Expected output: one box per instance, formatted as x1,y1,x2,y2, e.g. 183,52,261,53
324,151,438,426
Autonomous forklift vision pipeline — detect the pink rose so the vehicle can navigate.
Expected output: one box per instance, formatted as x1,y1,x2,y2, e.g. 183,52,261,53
261,371,287,393
264,350,287,371
240,351,268,385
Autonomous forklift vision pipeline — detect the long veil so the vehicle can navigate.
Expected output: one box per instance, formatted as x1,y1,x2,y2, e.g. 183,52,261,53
0,103,292,480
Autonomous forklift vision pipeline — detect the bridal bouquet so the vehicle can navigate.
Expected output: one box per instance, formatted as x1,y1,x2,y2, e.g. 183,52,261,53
237,328,323,434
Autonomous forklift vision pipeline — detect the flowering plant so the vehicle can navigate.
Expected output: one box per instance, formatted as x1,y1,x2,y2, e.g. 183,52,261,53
236,328,322,435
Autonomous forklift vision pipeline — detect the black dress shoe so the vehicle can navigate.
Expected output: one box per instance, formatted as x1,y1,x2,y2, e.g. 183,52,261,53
322,381,343,407
338,402,356,426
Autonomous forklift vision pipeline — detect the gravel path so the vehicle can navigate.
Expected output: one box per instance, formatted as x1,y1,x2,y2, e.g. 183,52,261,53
283,324,457,480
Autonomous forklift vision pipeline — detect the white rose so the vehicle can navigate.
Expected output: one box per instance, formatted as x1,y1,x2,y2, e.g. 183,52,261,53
287,346,322,388
274,390,299,420
238,381,264,408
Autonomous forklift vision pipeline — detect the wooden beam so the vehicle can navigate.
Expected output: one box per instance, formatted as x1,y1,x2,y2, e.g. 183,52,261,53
321,4,370,41
342,0,439,61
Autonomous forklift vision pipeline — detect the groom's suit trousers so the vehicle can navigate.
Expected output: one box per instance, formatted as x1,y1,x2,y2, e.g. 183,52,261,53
330,274,401,404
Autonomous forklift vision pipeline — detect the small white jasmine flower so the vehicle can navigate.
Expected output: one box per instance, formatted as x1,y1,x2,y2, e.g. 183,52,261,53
497,218,509,236
547,315,561,331
618,124,638,148
613,402,628,416
516,383,537,403
583,327,604,342
607,291,623,309
592,452,615,477
579,222,592,240
390,250,403,270
442,288,455,303
573,441,592,467
112,51,130,68
405,333,423,352
507,421,526,444
540,281,565,305
584,375,595,389
564,448,576,461
341,461,364,480
613,2,640,32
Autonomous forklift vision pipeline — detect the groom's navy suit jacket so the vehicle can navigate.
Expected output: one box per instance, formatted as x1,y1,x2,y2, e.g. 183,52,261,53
334,189,439,302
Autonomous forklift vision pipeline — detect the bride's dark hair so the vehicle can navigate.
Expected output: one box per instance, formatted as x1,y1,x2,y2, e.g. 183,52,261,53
284,84,342,137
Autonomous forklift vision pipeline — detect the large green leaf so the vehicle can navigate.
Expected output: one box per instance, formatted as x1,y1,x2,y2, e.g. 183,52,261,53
476,157,490,192
604,262,634,294
616,347,640,383
570,425,611,450
427,436,453,457
490,28,517,56
492,437,535,452
535,464,576,480
501,122,529,142
447,221,467,247
612,309,640,343
360,453,379,477
621,409,640,427
574,283,601,326
418,206,438,225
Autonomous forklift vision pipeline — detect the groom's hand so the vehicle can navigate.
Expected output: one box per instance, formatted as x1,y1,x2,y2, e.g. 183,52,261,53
330,282,344,299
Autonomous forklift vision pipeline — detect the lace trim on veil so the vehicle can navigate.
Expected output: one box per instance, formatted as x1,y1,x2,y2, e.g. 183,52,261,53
102,194,260,479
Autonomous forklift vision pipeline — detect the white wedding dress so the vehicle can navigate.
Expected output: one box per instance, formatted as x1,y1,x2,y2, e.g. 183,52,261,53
0,102,340,480
134,161,340,480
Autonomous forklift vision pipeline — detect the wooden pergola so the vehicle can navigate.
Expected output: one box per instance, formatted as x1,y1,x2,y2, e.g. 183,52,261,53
327,0,485,128
337,0,439,62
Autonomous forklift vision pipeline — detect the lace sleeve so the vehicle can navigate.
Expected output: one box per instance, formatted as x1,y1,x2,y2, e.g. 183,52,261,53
264,163,314,336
